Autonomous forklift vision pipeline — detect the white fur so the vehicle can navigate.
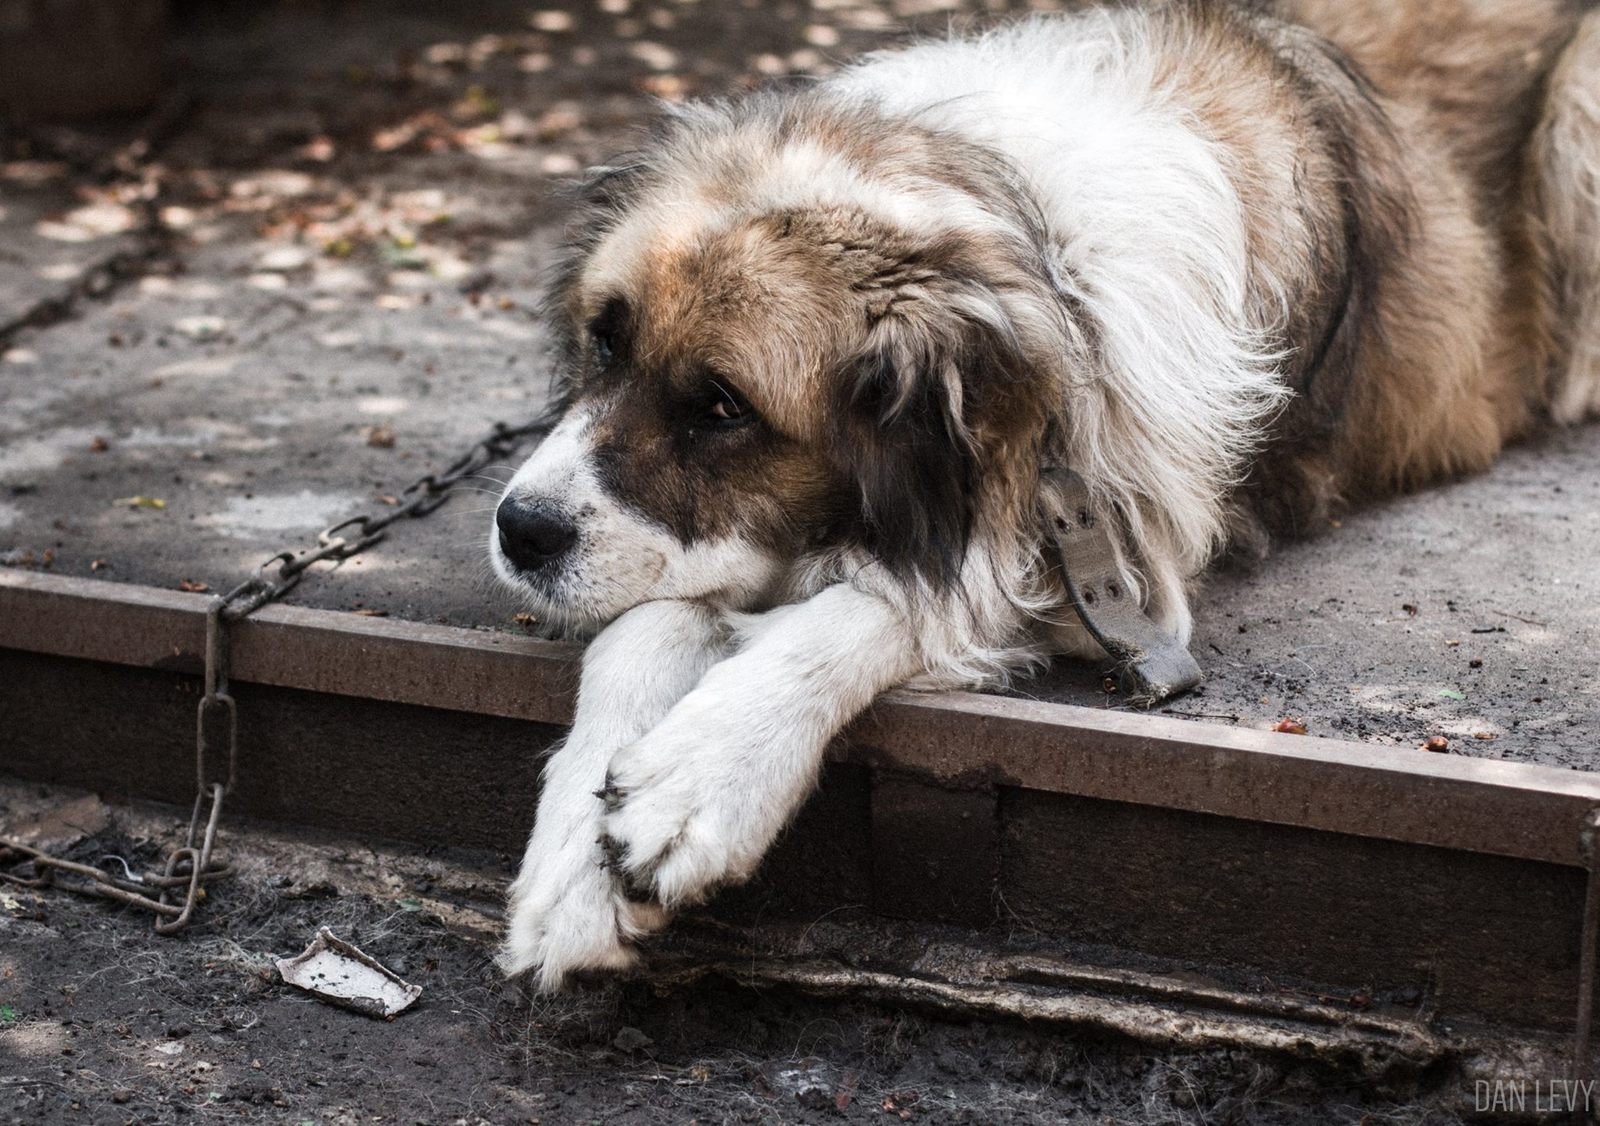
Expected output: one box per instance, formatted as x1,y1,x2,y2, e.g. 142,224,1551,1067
602,584,920,904
500,586,920,986
500,599,727,990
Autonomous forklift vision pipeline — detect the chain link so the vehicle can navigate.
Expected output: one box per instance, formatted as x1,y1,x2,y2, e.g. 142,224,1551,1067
1,417,550,931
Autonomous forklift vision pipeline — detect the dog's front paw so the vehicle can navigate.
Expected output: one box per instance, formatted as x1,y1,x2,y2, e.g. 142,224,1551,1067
600,720,798,908
498,840,665,992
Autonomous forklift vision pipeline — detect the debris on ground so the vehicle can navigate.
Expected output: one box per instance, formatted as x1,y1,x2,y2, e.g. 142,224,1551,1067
275,927,423,1019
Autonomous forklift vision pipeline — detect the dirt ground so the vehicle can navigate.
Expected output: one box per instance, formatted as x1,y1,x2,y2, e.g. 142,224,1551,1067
1,781,1478,1126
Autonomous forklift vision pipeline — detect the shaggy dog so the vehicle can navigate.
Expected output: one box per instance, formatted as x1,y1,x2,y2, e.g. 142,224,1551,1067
490,0,1600,989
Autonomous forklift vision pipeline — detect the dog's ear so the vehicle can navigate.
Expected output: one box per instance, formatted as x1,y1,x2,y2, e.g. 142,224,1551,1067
831,321,979,589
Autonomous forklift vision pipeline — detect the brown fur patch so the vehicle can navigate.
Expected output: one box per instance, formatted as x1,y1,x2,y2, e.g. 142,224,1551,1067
547,100,1062,586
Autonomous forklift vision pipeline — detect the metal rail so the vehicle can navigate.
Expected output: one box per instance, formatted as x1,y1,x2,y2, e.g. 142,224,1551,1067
4,568,1600,868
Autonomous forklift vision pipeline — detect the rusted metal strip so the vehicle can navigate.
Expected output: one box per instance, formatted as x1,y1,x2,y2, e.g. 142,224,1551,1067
5,568,1600,867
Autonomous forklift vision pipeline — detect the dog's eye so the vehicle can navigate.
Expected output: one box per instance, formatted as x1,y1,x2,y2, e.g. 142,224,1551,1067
588,297,627,369
705,379,754,428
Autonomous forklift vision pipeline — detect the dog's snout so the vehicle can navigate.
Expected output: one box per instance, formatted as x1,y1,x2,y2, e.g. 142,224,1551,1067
496,496,578,572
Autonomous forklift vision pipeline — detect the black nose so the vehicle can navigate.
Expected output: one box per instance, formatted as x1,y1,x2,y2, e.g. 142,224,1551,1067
496,497,578,572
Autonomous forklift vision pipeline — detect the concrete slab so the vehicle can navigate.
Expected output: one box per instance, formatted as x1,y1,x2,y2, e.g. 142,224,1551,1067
0,0,1596,769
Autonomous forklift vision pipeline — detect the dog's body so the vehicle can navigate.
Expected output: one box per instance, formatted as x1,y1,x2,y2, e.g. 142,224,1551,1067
490,0,1600,988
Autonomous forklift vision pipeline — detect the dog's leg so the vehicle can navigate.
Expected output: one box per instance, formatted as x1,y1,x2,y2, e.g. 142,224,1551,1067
1532,10,1600,424
600,583,921,907
500,599,726,990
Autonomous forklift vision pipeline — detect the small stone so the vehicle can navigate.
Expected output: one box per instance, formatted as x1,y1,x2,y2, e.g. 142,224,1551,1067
612,1026,653,1054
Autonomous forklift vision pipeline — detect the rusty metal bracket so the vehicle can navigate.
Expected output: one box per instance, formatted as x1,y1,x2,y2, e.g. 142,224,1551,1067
1039,467,1203,707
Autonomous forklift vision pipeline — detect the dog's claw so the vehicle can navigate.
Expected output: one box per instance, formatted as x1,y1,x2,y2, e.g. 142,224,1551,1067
597,831,626,871
597,831,658,904
593,775,627,812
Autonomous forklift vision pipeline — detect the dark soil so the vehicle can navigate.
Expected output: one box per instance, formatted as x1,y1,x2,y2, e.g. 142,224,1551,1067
0,783,1471,1126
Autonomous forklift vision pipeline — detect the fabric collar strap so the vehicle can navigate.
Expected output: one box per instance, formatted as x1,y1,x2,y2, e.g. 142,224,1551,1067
1038,467,1204,708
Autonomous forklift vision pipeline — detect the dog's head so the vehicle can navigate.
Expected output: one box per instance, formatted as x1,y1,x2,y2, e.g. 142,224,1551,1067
491,102,1058,631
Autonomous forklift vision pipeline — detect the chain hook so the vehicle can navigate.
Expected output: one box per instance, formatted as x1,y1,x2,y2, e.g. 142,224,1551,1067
1,416,552,934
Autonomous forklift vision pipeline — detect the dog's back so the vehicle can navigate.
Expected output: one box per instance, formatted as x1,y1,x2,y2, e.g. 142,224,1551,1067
1282,0,1584,201
1281,0,1600,427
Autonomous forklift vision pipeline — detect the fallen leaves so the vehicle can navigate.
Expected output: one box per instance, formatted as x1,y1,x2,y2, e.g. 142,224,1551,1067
1273,718,1308,735
177,580,210,593
1,548,55,568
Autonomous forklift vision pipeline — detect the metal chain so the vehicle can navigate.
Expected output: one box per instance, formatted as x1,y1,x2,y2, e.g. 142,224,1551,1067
0,418,549,931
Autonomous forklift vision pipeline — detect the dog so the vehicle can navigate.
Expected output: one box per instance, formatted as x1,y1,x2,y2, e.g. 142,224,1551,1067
489,0,1600,990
